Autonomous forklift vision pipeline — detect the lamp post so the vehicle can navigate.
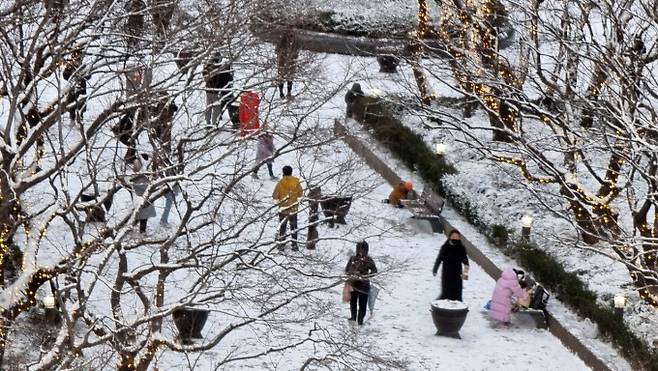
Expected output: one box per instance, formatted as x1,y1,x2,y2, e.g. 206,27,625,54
42,295,61,324
614,294,626,320
435,143,447,158
521,215,533,241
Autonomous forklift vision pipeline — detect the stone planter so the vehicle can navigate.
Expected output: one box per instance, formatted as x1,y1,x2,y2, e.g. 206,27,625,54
430,300,468,339
172,308,209,343
320,195,353,228
376,56,399,73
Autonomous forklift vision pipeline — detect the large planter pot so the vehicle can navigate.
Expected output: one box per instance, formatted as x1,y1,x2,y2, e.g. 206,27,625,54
172,308,209,343
320,195,353,228
430,300,468,339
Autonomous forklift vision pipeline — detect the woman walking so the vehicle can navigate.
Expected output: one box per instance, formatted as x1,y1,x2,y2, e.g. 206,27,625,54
345,240,378,325
432,229,470,301
252,132,276,180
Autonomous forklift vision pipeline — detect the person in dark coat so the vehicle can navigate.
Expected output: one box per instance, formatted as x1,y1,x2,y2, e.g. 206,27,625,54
203,53,234,125
275,31,299,99
345,240,378,325
62,47,89,123
112,111,137,163
432,229,470,301
344,83,364,118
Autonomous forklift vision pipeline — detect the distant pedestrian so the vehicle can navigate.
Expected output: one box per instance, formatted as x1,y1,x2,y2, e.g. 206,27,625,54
275,30,299,99
252,132,276,180
203,53,234,125
62,46,89,123
160,183,180,225
149,91,178,155
272,165,303,250
489,268,529,326
344,83,364,118
432,229,470,301
128,155,155,233
345,240,378,325
112,111,137,164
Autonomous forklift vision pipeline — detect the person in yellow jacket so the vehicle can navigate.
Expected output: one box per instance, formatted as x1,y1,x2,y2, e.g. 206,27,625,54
272,165,304,250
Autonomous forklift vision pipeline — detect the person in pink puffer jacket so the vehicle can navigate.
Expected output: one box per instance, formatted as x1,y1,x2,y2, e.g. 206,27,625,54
489,269,529,325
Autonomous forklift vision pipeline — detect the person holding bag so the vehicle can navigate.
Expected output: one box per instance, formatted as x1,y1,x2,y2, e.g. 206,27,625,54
345,240,378,325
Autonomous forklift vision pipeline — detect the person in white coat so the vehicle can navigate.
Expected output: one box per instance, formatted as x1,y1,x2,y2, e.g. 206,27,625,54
129,156,156,233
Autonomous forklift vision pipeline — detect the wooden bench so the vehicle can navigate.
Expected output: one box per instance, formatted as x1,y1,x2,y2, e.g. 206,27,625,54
400,189,444,233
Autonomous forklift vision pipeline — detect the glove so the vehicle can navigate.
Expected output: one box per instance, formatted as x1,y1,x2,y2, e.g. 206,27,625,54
432,272,437,277
462,273,469,280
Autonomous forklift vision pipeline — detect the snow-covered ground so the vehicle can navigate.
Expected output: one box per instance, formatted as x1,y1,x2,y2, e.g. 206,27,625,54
309,48,658,352
0,22,634,369
152,175,591,370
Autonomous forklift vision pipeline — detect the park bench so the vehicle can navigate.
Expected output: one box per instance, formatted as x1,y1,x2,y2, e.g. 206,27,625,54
400,189,444,233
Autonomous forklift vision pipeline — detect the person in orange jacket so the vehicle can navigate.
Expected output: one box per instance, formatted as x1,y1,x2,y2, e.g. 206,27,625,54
386,181,413,208
272,165,304,250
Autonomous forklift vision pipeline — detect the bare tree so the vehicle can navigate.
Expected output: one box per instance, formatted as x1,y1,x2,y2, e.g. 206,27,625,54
0,1,401,369
389,0,658,306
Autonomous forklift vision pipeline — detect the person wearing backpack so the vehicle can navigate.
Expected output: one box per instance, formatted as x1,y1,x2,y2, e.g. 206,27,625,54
345,240,378,325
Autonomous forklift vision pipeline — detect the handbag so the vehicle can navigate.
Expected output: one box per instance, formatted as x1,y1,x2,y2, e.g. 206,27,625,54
342,281,353,303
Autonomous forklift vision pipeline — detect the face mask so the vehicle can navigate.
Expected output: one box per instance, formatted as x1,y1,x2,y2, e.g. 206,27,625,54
449,239,459,245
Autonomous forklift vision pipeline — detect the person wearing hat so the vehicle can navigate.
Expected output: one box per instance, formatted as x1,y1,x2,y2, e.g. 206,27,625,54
344,83,364,118
385,181,413,208
345,240,378,325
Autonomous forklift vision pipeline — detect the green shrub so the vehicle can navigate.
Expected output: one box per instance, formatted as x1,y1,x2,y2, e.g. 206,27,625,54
350,94,658,370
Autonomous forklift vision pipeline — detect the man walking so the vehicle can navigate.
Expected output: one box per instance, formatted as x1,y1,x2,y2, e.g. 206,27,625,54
272,165,303,250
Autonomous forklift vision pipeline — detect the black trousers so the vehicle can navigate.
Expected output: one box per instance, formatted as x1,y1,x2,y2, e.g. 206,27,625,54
278,212,298,246
255,162,274,177
350,290,369,325
278,81,293,97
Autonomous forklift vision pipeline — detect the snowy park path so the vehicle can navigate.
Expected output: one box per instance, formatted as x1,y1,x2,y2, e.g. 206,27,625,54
342,184,590,371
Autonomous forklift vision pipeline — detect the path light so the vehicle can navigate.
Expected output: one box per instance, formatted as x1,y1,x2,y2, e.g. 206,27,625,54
521,215,533,240
614,294,626,320
435,143,448,156
43,295,61,324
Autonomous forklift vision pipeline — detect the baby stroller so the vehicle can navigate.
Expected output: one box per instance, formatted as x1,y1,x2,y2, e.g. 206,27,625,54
514,269,550,329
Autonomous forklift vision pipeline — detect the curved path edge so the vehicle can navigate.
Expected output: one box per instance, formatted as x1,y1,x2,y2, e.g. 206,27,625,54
334,119,612,371
250,21,515,57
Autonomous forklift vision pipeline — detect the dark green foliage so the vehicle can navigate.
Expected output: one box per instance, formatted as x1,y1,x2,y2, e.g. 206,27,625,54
353,96,456,196
350,94,658,370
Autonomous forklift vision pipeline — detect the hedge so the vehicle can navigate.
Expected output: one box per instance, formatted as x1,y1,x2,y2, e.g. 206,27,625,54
351,94,658,370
